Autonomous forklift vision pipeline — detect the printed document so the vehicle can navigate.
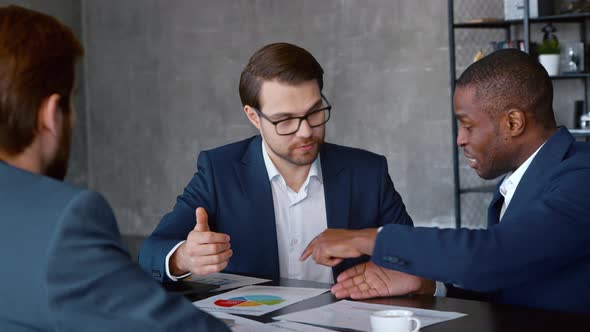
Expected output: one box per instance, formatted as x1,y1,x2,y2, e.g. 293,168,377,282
194,285,329,316
187,272,270,291
274,299,466,330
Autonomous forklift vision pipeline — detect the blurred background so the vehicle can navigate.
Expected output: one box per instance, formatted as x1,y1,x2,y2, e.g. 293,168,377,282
3,1,586,247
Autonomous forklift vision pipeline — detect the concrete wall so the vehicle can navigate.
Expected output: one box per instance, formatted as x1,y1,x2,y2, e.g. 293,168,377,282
81,0,455,235
6,1,585,237
0,0,88,187
14,1,581,235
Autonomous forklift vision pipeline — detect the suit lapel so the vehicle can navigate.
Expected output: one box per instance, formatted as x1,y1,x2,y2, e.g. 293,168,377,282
487,184,504,227
234,136,280,279
321,144,351,230
497,127,574,223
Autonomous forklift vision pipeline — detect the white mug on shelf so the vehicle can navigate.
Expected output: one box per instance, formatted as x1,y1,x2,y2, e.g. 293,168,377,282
370,309,421,332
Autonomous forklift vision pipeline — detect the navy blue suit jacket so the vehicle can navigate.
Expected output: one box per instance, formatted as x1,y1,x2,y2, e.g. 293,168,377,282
0,162,228,331
140,135,413,282
372,128,590,314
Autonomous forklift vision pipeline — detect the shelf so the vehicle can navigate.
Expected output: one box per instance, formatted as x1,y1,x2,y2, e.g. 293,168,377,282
550,73,590,79
454,12,590,29
454,21,511,29
529,12,590,23
568,128,590,137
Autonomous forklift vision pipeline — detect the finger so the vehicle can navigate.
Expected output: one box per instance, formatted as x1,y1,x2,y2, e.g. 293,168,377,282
191,260,229,276
331,281,354,295
330,283,344,293
338,274,364,290
330,258,344,266
311,245,336,266
192,249,233,266
331,287,352,299
189,231,230,245
314,255,343,267
316,244,361,264
331,280,361,299
331,281,352,298
336,263,365,283
188,242,231,256
349,288,380,300
333,282,363,298
299,240,315,261
341,279,377,300
194,207,210,232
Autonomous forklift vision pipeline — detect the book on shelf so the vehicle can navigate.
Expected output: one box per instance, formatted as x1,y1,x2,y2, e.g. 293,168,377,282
491,40,526,52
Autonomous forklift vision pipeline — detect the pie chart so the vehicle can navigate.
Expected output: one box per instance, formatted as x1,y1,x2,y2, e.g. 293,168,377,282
214,295,285,307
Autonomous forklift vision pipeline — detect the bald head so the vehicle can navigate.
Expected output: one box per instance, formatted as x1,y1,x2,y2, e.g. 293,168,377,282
456,49,555,128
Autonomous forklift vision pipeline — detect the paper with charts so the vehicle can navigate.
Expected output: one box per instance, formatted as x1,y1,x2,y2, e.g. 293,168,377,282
193,285,329,316
274,300,467,330
210,312,336,332
187,272,270,291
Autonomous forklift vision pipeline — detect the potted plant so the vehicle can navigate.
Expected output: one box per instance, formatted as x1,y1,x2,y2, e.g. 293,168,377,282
536,24,560,76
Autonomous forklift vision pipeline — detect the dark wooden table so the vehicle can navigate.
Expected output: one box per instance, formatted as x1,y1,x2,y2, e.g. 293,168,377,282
182,278,590,331
125,235,590,331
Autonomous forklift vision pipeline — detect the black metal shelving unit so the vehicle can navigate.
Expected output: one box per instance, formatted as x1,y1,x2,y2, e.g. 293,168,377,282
448,0,590,228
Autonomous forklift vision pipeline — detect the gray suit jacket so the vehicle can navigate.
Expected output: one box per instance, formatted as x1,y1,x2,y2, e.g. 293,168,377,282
0,161,229,331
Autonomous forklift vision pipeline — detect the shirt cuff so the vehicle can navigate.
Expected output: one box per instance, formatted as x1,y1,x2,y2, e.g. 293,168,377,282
165,240,192,281
377,226,384,233
434,281,447,297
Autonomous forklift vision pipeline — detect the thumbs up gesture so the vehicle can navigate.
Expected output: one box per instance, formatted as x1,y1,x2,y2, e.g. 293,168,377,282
194,207,211,232
170,207,232,276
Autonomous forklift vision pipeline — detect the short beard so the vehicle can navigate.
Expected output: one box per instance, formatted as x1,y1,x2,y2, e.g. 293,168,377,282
269,136,324,166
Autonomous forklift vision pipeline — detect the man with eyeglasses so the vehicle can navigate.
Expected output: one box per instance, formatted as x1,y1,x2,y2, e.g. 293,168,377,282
139,43,421,287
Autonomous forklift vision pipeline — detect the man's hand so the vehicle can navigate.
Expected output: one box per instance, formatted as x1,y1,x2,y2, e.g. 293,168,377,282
169,207,232,276
331,262,436,299
299,228,378,267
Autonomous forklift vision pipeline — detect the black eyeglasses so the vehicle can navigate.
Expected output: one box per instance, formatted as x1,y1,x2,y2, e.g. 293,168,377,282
252,94,332,135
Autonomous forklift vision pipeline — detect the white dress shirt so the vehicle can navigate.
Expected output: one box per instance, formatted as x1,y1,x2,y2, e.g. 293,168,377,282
262,142,334,284
434,142,546,296
166,240,189,281
166,141,333,283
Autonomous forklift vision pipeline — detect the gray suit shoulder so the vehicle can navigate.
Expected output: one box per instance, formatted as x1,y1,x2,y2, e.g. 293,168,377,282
32,176,112,221
0,163,98,221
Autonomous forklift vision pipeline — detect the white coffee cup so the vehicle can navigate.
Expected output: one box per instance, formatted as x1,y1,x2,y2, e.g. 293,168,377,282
370,309,421,332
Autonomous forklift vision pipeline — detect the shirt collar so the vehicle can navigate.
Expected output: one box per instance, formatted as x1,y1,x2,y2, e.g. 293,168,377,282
261,140,323,184
499,142,546,198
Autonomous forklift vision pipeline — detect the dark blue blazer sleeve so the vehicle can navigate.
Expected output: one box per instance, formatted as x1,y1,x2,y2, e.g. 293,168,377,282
139,151,217,282
371,168,590,293
47,190,229,332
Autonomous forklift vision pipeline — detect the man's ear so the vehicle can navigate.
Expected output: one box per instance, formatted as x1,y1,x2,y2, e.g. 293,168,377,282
37,93,62,137
244,105,261,130
505,108,526,137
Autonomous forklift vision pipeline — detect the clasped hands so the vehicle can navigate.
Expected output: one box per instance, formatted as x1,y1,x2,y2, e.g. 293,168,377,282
300,228,435,299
